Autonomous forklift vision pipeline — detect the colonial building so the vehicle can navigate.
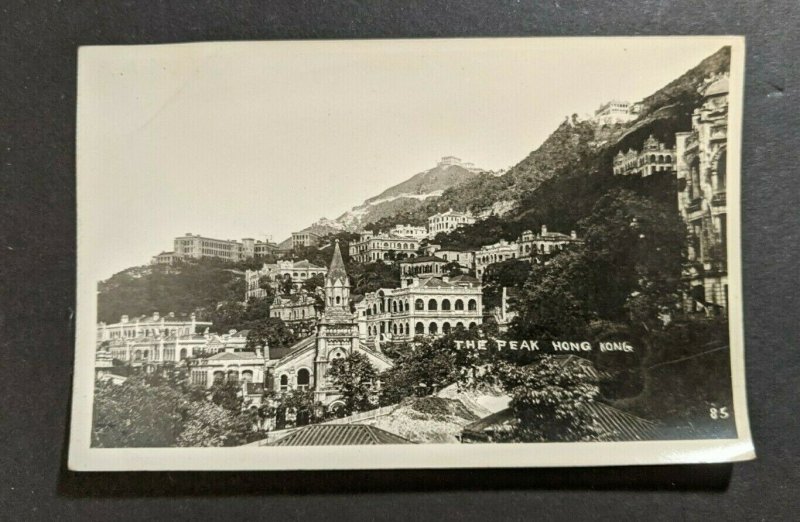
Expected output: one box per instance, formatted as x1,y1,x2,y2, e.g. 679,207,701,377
613,134,677,177
151,251,182,265
437,156,483,173
189,347,268,388
517,225,581,258
265,241,394,407
356,274,483,346
399,256,448,277
428,247,475,272
108,329,249,365
244,260,327,300
675,73,730,315
348,231,421,263
427,209,476,239
270,291,320,324
290,222,341,249
389,224,428,240
475,239,519,279
97,312,210,342
594,100,640,125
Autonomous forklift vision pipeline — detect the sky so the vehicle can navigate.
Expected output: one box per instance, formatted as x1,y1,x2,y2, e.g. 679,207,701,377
77,37,731,280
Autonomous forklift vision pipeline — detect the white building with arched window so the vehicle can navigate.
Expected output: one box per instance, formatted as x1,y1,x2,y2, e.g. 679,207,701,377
355,274,483,346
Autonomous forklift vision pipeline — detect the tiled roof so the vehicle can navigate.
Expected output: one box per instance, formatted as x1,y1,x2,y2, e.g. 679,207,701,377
418,277,454,288
401,256,447,264
292,259,324,269
270,424,412,446
267,346,292,360
462,402,657,442
207,351,261,361
448,274,480,284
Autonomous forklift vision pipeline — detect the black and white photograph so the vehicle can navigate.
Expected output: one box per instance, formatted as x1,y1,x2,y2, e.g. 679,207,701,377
69,36,752,470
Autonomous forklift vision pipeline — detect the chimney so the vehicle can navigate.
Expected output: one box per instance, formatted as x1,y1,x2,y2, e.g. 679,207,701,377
255,347,262,358
168,312,175,318
263,341,270,360
121,315,129,323
153,312,160,320
541,224,547,236
571,230,577,239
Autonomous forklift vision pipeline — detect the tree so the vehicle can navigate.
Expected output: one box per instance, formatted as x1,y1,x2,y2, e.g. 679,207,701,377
209,380,243,411
301,273,326,293
493,357,603,442
92,375,256,448
482,258,532,310
326,352,379,415
442,261,463,277
379,332,492,405
245,317,298,350
278,274,294,296
257,275,275,298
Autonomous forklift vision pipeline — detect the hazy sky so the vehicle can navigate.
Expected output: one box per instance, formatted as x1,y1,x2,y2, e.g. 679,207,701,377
78,37,730,279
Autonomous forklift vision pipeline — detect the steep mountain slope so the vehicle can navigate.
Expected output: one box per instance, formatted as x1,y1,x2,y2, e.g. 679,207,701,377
335,161,481,230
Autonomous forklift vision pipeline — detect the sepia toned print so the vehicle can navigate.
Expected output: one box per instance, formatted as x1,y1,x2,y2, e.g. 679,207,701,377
70,36,752,470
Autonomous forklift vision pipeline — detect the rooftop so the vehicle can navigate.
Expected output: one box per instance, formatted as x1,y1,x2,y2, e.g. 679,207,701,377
269,424,412,446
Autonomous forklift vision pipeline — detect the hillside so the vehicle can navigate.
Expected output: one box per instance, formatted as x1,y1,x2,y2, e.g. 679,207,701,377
335,160,481,231
429,46,730,249
97,260,251,324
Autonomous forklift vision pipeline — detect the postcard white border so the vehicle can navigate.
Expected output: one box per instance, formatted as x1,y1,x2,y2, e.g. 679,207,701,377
69,35,753,471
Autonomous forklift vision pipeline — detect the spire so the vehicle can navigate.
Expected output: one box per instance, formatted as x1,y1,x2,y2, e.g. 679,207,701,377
327,239,348,284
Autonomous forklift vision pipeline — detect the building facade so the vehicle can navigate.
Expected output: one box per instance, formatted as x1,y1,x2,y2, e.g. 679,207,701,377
151,251,182,265
348,231,421,263
517,225,581,258
427,209,476,238
474,239,519,279
399,256,448,277
425,246,475,272
675,73,729,314
613,134,677,177
189,348,267,388
106,329,249,365
389,224,428,240
356,274,483,346
594,100,640,125
97,312,210,342
270,291,320,323
244,260,327,300
267,241,394,407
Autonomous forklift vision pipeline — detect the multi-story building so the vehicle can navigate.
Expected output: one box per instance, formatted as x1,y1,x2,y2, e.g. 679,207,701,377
244,260,327,300
675,73,730,315
189,347,268,388
517,225,581,258
613,134,677,177
173,233,246,261
107,329,249,365
399,256,448,277
389,224,428,240
594,100,640,125
424,245,475,272
290,222,341,249
270,291,320,324
348,231,421,263
97,312,210,342
356,274,483,345
437,156,483,173
428,209,476,239
151,251,182,265
474,239,519,279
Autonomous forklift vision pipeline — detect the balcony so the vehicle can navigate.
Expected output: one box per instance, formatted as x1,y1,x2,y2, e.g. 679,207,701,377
686,198,703,214
711,191,726,207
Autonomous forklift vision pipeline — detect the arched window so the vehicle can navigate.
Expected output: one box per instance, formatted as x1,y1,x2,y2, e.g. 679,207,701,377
468,322,477,331
227,370,239,383
415,322,425,335
456,322,464,329
373,304,378,315
335,296,341,305
214,371,225,384
392,323,397,334
297,369,310,390
429,322,438,335
392,301,397,313
716,149,727,190
441,299,451,311
241,370,253,382
443,322,451,334
415,299,425,311
468,299,477,311
428,299,438,311
179,348,187,360
455,299,464,310
280,374,289,391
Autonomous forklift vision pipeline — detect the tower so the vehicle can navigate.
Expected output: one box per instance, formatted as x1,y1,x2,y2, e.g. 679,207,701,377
314,240,360,402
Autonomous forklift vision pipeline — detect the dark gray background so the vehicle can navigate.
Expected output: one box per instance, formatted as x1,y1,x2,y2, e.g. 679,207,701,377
2,1,798,520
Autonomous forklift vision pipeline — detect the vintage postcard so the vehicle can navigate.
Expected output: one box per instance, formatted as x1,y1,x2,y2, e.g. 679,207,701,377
70,36,753,470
